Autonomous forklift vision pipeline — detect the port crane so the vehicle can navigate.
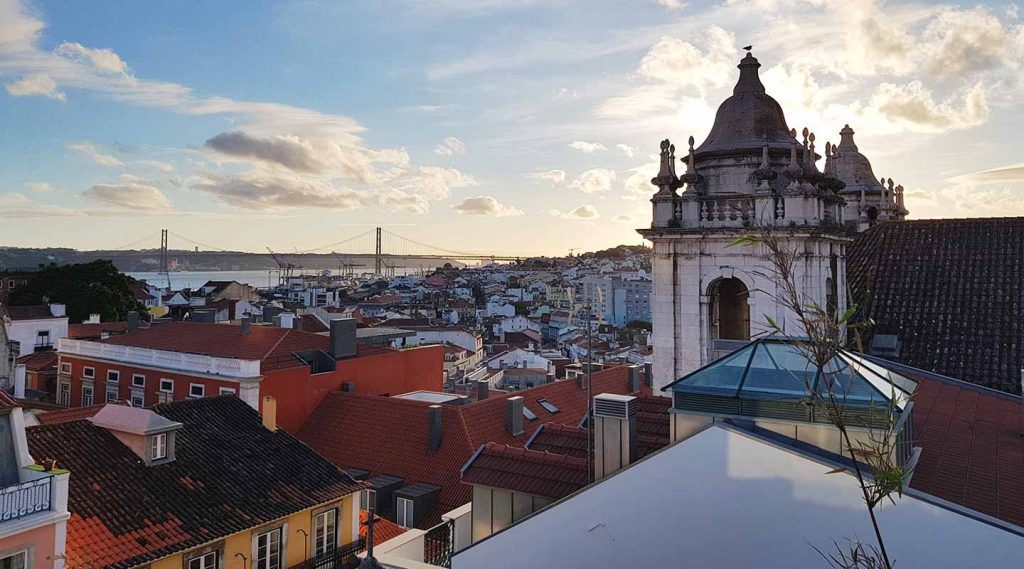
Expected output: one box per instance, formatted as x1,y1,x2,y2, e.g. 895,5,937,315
266,247,301,287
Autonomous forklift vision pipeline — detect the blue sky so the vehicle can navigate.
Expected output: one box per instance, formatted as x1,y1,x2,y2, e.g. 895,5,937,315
1,0,1022,256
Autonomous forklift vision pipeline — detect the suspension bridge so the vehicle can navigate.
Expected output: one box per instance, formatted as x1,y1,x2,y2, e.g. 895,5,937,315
103,227,525,277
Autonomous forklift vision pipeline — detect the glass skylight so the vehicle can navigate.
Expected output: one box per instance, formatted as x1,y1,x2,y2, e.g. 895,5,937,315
523,406,538,421
537,399,560,414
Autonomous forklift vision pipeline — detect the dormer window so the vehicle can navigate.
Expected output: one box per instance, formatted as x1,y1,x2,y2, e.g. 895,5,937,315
396,497,414,528
151,433,167,460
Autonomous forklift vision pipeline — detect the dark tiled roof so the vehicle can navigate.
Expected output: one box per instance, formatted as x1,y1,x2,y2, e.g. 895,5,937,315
26,396,365,569
16,350,58,372
527,423,588,458
525,396,671,461
300,314,329,333
461,443,588,499
908,373,1024,528
68,322,135,339
849,218,1024,394
98,321,391,372
1,304,56,320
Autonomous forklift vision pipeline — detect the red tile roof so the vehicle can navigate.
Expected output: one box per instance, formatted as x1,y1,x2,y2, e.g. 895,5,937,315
300,314,329,333
908,373,1024,528
297,366,648,528
34,403,118,425
461,443,588,499
359,510,408,550
16,349,58,372
97,321,391,372
26,396,365,569
525,423,588,458
0,390,18,409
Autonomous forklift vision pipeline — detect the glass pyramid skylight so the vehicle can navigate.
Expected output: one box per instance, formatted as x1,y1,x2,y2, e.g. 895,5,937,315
666,337,916,413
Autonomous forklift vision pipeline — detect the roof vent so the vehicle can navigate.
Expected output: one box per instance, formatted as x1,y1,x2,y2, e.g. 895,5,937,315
594,393,637,420
870,334,901,358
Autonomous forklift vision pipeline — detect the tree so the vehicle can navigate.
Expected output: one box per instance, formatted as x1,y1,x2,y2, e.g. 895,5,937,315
730,229,911,569
9,260,148,323
625,320,652,331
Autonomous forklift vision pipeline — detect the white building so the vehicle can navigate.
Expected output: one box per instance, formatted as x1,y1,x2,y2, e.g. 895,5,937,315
1,304,69,359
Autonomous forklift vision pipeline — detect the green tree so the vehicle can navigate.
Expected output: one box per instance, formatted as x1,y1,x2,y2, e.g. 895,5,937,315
9,260,148,323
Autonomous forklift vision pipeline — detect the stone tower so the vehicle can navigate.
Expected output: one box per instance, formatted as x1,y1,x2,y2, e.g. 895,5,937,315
828,124,909,231
638,51,856,393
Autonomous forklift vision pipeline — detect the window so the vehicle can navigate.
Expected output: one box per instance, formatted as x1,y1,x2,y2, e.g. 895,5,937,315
537,399,560,414
82,385,94,406
396,497,414,528
106,384,119,403
132,374,146,387
60,362,71,374
187,551,218,569
254,528,282,569
0,550,28,569
131,393,145,408
523,406,538,421
58,383,70,406
359,489,376,511
151,433,167,460
312,509,338,557
83,366,95,379
189,383,205,398
36,330,51,347
218,387,237,396
106,370,120,383
159,378,174,393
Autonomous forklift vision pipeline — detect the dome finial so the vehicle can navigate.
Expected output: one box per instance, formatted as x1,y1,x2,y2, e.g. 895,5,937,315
734,48,765,95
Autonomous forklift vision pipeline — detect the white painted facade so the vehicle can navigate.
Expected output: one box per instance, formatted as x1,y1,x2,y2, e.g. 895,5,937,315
2,306,68,358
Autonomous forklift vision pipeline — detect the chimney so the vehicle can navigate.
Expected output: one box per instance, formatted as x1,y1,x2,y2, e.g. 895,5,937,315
275,313,295,329
576,371,585,389
330,318,357,359
87,313,101,324
261,396,278,431
643,362,653,388
240,316,251,336
627,365,640,393
546,372,555,384
341,381,355,393
428,405,443,453
505,396,524,436
593,394,637,480
127,311,140,332
13,364,26,399
49,303,66,318
293,316,304,331
476,379,489,401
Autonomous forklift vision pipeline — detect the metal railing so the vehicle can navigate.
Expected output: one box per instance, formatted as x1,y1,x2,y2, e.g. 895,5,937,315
0,476,52,522
292,540,364,569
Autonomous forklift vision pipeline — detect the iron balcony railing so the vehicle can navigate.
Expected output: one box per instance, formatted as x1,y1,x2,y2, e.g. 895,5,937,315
291,540,364,569
0,476,52,522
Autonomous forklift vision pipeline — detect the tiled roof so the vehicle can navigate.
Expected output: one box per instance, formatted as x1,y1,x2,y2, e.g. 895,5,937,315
68,321,148,339
525,395,671,460
526,423,588,458
359,510,408,550
907,372,1024,528
26,396,365,569
0,390,18,409
300,314,329,333
16,349,58,372
34,403,116,425
461,443,588,499
848,218,1024,394
297,366,646,528
98,321,391,372
1,304,56,320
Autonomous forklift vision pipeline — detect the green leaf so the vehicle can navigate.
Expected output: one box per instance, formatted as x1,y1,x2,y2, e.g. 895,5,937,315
764,314,780,331
838,307,857,324
727,235,759,248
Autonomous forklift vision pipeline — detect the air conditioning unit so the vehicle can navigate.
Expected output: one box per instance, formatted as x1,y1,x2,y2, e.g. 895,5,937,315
593,393,637,420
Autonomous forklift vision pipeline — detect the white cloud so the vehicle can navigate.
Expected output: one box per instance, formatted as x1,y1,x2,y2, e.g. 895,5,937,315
194,174,368,212
5,73,65,100
623,162,659,199
550,205,600,220
24,182,52,193
53,42,129,75
0,193,82,218
953,163,1024,184
568,140,607,154
135,160,174,173
527,169,567,184
616,143,638,158
67,141,123,167
655,0,686,9
83,183,171,210
452,196,524,217
569,168,616,194
434,136,467,157
863,81,989,132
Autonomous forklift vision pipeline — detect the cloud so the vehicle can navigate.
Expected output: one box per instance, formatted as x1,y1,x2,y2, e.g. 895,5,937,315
53,42,129,75
5,73,65,100
655,0,686,9
636,28,735,89
83,183,171,210
134,160,175,173
920,7,1015,78
623,162,658,198
954,163,1024,184
616,143,638,158
434,136,466,157
194,174,368,211
67,141,123,167
864,81,989,132
568,140,607,154
405,166,477,201
549,205,600,220
24,182,52,193
613,214,636,223
452,196,524,217
0,193,82,218
527,169,567,184
569,168,616,194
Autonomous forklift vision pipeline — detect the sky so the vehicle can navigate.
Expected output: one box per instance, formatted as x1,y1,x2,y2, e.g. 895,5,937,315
0,0,1022,257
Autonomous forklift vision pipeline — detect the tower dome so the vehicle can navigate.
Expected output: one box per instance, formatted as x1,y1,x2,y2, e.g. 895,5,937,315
694,52,794,157
833,125,883,194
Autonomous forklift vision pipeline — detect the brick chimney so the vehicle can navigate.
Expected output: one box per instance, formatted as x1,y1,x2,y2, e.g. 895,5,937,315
593,393,637,480
505,396,524,436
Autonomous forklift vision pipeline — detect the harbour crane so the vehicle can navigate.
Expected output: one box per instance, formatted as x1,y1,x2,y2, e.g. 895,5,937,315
266,247,300,287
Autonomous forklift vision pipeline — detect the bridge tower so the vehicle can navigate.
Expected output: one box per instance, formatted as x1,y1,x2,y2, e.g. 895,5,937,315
375,227,383,276
159,229,168,274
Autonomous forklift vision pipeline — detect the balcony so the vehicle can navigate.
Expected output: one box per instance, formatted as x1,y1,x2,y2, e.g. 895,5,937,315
289,540,364,569
0,476,52,523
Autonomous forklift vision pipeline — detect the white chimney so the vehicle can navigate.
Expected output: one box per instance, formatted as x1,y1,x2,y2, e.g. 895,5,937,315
87,314,101,324
593,393,637,480
49,303,66,318
13,364,27,399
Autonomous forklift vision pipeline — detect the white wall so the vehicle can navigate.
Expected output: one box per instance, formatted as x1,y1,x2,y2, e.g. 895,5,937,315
4,316,68,356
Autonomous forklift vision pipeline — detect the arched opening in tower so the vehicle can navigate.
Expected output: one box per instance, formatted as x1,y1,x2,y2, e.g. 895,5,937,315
708,278,750,341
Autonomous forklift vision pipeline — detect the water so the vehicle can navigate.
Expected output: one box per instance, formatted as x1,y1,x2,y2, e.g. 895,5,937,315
128,268,423,290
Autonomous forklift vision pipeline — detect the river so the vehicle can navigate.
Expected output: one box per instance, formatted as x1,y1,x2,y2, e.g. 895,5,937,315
128,268,425,290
